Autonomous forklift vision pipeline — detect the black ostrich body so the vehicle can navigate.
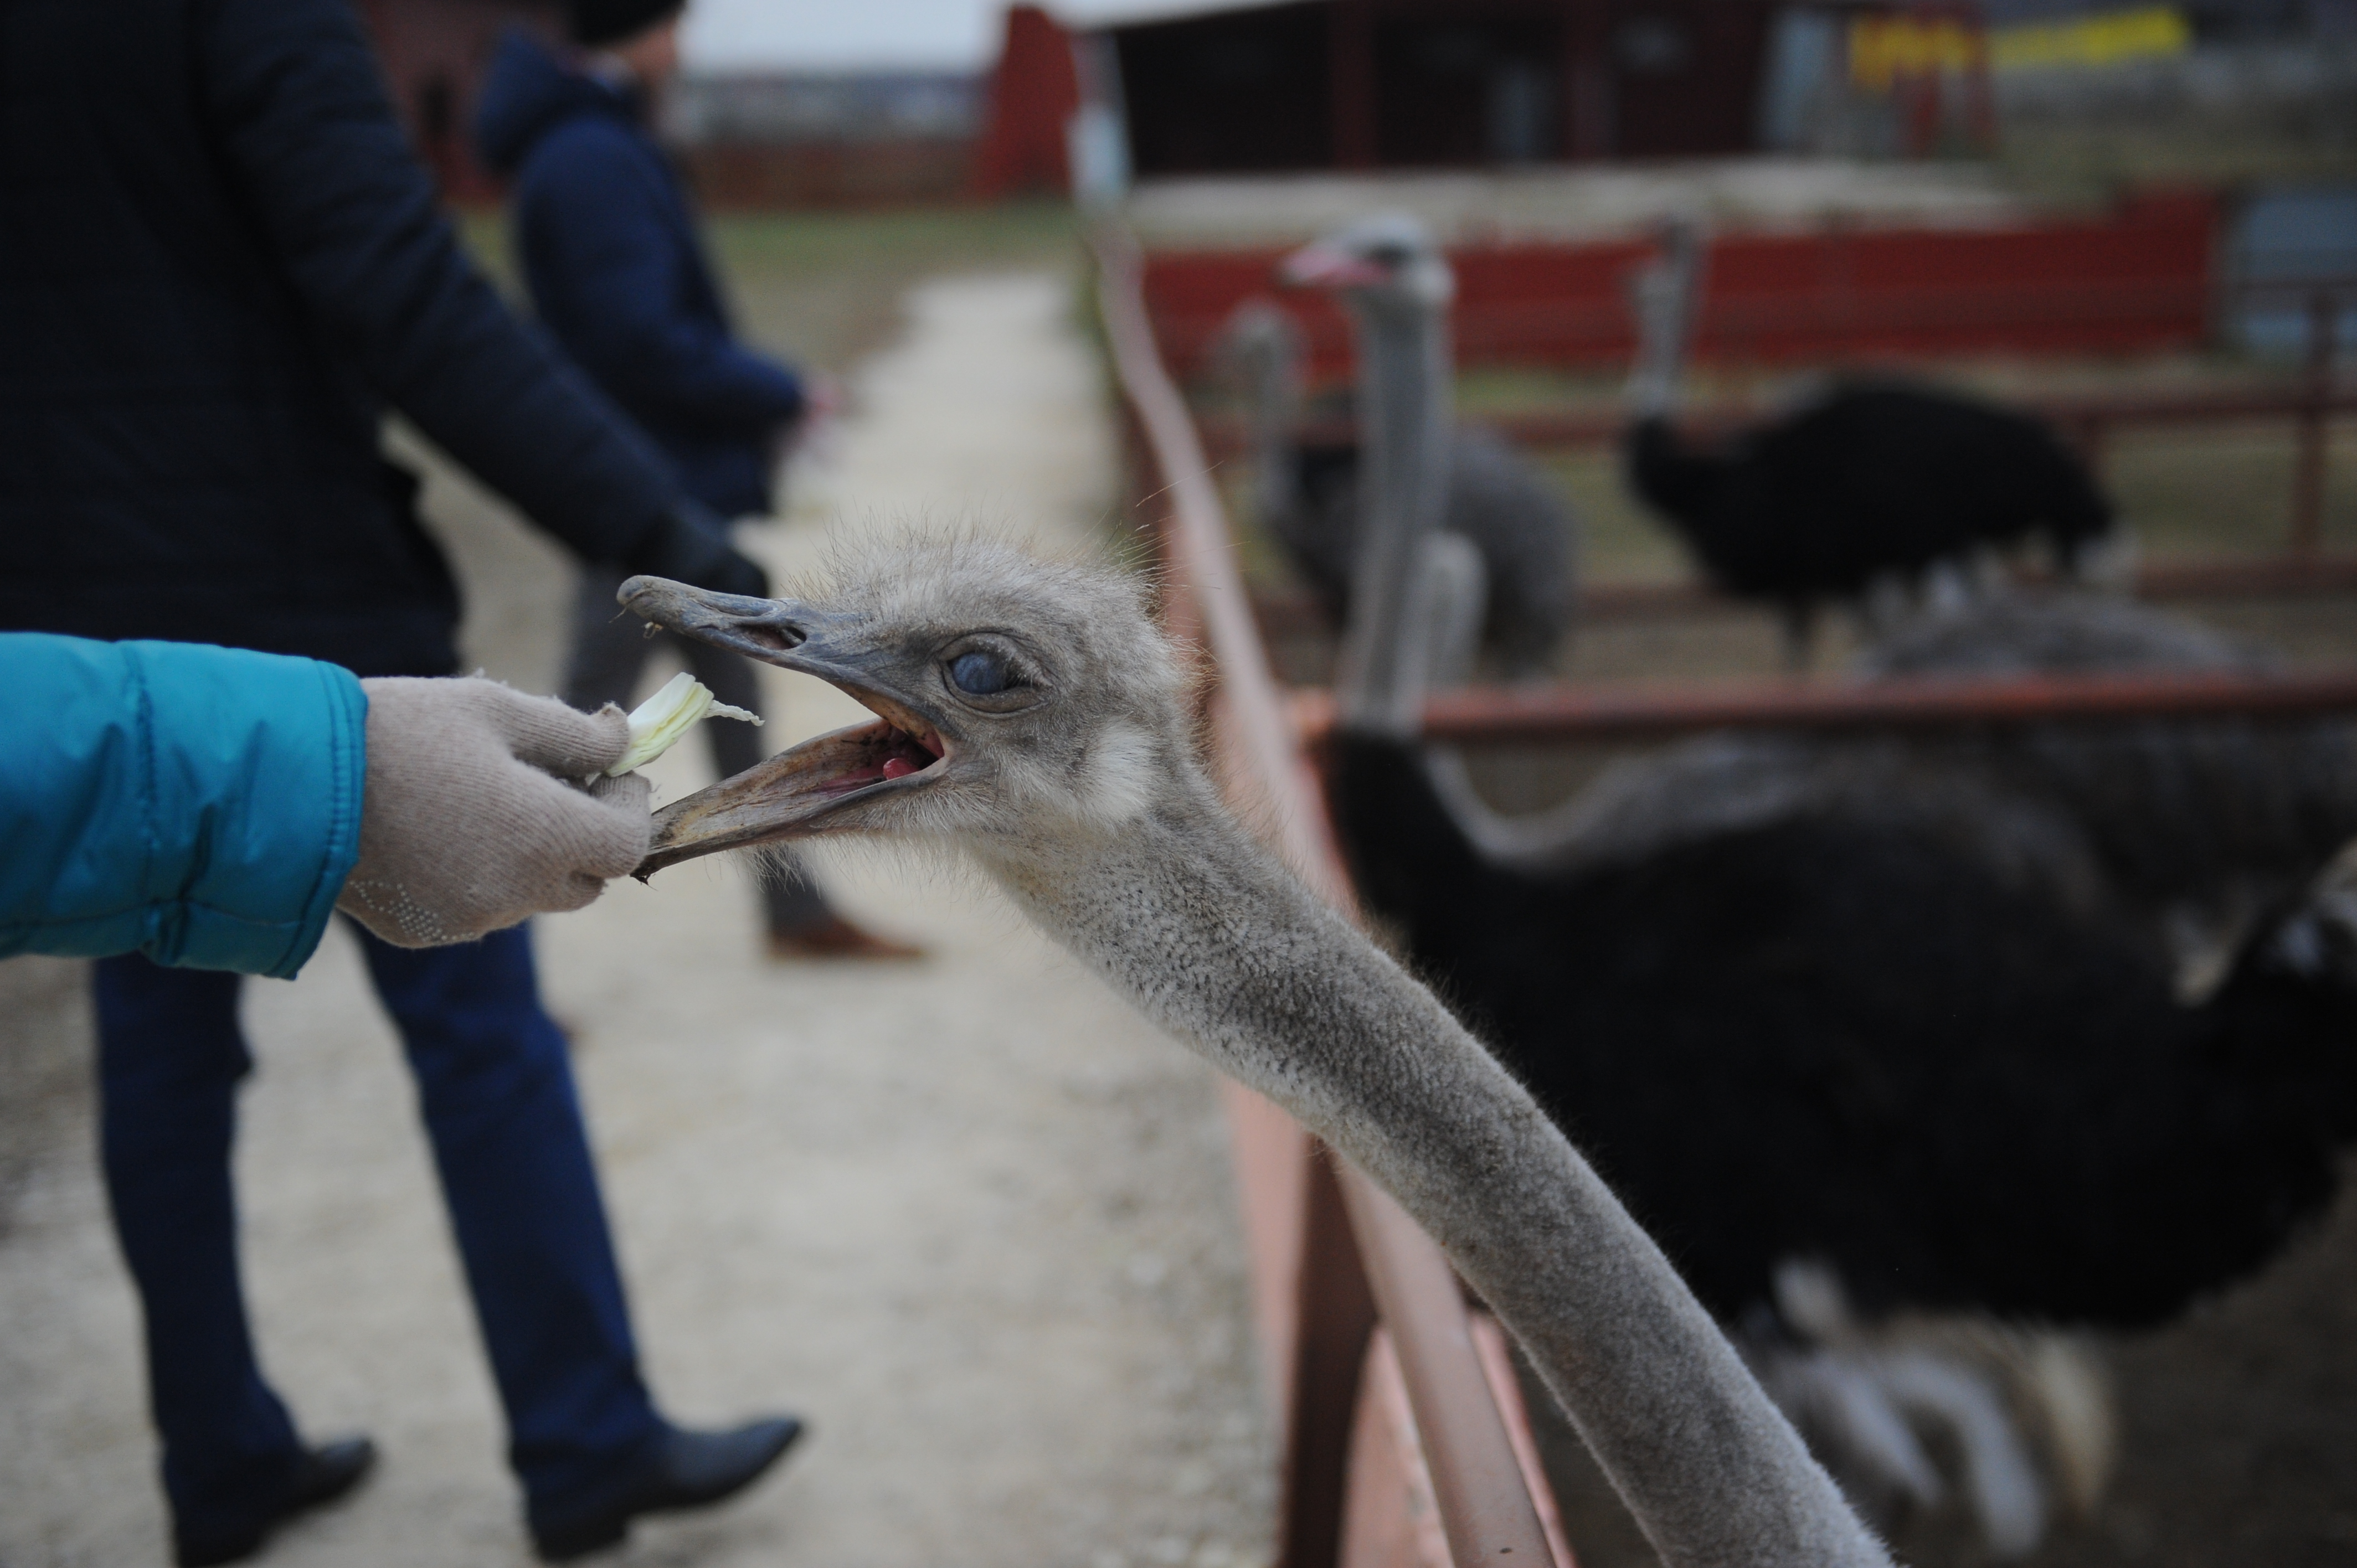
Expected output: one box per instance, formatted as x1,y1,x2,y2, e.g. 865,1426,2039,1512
1860,594,2357,921
1569,596,2357,956
1626,383,2114,615
1330,732,2357,1329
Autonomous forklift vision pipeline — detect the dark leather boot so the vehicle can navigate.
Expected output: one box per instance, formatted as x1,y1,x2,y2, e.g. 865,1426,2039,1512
531,1417,802,1561
174,1436,377,1567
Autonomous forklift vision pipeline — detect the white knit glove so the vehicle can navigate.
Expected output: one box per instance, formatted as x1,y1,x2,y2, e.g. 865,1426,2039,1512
335,678,652,947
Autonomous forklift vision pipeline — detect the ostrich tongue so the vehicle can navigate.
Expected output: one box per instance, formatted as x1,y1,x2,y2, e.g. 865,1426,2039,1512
634,704,944,879
615,573,955,879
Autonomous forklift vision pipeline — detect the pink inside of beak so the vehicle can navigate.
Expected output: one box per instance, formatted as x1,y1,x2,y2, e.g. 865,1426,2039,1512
1280,247,1387,290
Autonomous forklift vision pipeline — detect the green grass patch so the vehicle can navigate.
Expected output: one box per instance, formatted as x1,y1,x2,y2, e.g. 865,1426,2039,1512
1995,120,2357,205
699,201,1079,280
456,200,1084,373
2107,425,2357,559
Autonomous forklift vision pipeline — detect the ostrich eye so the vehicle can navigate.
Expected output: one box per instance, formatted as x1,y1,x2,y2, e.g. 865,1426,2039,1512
949,650,1014,695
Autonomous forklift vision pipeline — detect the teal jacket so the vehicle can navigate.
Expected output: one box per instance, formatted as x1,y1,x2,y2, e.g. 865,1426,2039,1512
0,633,367,978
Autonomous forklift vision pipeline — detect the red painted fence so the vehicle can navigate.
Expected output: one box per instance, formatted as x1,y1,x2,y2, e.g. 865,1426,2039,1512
1143,189,2219,382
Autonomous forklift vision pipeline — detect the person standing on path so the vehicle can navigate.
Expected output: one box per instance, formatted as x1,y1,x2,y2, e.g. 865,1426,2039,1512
475,2,922,962
0,1,799,1561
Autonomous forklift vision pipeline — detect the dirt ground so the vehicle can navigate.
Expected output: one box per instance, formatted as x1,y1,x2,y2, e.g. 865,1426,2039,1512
0,271,1277,1568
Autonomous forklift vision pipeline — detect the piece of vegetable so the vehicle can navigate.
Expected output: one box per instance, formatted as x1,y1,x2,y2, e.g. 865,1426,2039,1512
606,671,761,776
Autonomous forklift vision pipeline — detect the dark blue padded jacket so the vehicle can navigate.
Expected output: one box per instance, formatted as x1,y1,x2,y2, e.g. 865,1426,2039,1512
0,0,687,678
0,633,366,978
475,30,805,519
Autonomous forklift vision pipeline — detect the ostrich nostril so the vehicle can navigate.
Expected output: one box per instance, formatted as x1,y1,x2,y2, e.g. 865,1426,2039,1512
739,622,806,652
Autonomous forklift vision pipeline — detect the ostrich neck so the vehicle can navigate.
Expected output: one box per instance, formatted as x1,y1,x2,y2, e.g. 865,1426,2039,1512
1626,309,1685,421
1627,247,1702,421
1248,339,1306,520
1336,296,1454,731
974,801,1892,1568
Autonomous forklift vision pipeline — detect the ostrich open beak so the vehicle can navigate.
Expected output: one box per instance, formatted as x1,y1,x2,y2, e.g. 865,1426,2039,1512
615,576,956,877
1277,241,1388,291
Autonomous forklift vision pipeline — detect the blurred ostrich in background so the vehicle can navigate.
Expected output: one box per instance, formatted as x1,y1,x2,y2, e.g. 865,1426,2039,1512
1622,219,2116,664
1219,260,1577,673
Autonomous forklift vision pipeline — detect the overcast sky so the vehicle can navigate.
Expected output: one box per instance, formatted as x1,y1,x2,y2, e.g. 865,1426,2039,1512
681,0,1240,71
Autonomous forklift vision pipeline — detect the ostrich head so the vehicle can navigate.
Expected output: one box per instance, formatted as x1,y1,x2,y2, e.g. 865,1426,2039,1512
1280,214,1459,729
1213,297,1306,390
625,535,1195,875
1213,300,1313,525
1278,212,1454,321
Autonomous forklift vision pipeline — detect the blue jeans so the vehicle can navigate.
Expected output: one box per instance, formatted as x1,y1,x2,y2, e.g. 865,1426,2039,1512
94,923,662,1544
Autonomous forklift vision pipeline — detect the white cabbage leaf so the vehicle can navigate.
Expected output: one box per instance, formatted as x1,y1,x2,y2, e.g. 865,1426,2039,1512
606,670,761,776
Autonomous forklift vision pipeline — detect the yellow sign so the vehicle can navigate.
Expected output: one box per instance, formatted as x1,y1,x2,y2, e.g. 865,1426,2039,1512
1849,14,1987,91
1990,7,2192,69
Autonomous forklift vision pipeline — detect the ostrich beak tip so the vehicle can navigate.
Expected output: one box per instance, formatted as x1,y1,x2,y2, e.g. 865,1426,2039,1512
1278,243,1387,291
621,579,957,878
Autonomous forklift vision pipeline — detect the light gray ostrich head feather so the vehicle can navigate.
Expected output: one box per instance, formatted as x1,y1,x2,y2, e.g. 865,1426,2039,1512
1214,297,1307,389
624,534,1197,873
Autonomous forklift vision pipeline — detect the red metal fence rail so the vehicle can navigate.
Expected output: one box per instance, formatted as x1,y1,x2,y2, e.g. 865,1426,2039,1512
1162,193,2350,569
1288,668,2357,747
1142,190,2220,382
1203,385,2357,458
1096,223,1572,1568
1242,554,2357,644
1198,376,2357,574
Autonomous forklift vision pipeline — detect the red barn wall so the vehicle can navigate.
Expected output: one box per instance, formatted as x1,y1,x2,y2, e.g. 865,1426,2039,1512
972,4,1082,199
357,0,562,204
1107,0,1787,178
681,141,976,210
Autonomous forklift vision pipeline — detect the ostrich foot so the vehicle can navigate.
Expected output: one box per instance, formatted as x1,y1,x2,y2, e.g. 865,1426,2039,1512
2071,529,2141,595
1859,574,1915,638
1922,558,1975,616
1747,1262,2116,1560
2260,835,2357,989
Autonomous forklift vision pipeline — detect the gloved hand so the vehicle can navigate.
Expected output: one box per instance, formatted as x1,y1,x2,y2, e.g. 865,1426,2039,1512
336,678,653,948
625,498,770,600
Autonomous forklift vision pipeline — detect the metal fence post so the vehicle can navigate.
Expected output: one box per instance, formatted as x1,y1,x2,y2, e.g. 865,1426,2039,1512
2293,290,2338,558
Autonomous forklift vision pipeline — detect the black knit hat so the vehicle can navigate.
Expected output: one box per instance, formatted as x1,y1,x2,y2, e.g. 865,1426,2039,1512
564,0,685,48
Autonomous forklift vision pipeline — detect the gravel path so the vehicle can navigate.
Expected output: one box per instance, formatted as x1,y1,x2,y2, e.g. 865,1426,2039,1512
0,272,1275,1568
